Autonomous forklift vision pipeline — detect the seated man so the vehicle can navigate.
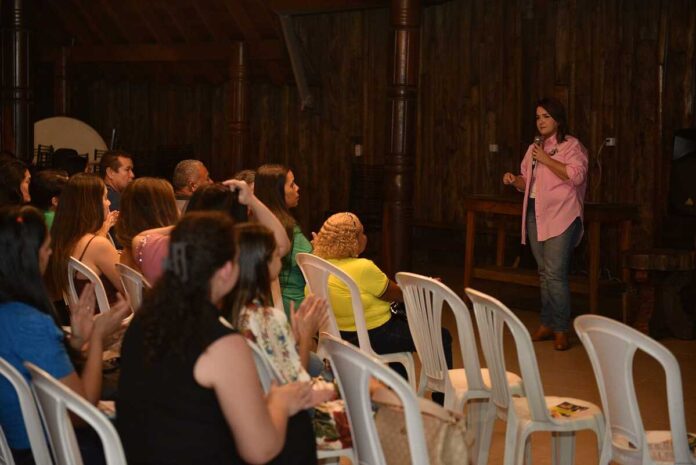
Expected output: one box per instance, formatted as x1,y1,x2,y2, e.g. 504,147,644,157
172,159,212,213
100,150,134,212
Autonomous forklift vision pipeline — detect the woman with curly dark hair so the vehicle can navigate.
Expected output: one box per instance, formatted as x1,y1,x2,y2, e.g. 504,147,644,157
117,212,318,465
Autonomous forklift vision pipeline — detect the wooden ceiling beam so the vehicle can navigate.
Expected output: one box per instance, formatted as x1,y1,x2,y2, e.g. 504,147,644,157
265,0,388,14
222,0,261,41
157,1,192,44
96,0,131,43
45,0,91,45
37,42,288,63
191,0,230,43
222,0,289,83
128,0,168,43
70,0,109,44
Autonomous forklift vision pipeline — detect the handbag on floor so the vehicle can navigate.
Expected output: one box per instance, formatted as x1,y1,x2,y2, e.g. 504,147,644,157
372,389,471,465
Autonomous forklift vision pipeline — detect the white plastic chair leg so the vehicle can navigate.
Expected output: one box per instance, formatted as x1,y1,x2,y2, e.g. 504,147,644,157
551,431,576,465
523,434,533,465
416,366,428,397
380,351,417,391
467,399,497,465
503,419,520,465
0,425,15,465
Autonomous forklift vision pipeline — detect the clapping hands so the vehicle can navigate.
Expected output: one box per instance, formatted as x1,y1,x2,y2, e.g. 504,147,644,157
290,295,329,344
68,284,132,351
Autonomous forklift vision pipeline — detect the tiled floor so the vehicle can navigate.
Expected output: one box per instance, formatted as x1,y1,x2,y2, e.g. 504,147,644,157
437,279,696,464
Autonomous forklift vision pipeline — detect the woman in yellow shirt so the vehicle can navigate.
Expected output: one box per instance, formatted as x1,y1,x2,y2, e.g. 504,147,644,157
312,212,452,397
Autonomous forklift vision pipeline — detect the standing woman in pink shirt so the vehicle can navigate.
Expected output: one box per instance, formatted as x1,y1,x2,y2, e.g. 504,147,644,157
502,98,588,350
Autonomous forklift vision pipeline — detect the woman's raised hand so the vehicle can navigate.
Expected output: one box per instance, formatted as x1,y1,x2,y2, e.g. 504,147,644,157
68,282,97,350
502,172,516,185
92,293,132,345
97,210,119,237
291,295,329,342
531,144,552,165
268,381,314,415
222,179,254,206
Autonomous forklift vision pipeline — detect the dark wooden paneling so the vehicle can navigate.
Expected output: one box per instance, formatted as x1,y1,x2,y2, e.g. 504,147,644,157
58,0,696,249
69,79,225,179
245,9,390,234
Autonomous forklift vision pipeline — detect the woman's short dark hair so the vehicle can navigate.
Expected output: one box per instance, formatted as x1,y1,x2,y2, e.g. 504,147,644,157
227,223,275,324
186,183,248,222
30,170,68,211
0,205,57,321
138,211,237,362
0,158,28,207
536,97,570,143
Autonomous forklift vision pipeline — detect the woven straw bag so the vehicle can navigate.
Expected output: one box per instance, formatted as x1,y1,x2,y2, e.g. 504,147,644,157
373,393,471,465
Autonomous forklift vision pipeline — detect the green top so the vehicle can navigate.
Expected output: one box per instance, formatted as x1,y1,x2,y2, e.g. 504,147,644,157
280,225,312,318
44,211,55,230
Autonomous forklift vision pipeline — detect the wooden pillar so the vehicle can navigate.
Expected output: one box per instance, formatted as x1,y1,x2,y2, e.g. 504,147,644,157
224,42,248,179
1,0,32,162
382,0,421,276
54,46,69,115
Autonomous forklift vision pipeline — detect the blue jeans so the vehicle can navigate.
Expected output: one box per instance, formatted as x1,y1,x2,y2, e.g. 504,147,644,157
526,199,581,332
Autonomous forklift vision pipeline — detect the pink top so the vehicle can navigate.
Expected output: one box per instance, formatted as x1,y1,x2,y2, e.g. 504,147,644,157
520,134,588,244
133,233,170,285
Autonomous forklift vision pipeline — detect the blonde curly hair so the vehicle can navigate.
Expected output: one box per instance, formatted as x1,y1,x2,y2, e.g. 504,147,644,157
311,212,363,259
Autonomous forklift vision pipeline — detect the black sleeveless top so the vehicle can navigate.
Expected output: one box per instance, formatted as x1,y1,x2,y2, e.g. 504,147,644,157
74,235,120,304
116,306,317,465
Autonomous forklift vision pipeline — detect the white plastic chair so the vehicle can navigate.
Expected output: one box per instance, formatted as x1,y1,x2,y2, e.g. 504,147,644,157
574,315,696,465
397,272,524,465
466,288,605,465
296,252,416,391
322,334,430,465
24,362,126,465
245,339,355,465
0,425,15,465
246,339,285,391
115,263,150,312
0,358,53,465
66,257,110,314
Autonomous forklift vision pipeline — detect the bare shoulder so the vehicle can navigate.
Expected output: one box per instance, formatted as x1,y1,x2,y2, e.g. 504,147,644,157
194,333,253,387
90,235,118,254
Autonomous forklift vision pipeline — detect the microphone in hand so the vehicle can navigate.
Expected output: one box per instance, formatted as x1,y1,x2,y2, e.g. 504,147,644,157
532,135,543,168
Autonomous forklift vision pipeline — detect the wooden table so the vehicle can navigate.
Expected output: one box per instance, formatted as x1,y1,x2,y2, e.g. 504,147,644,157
463,195,640,316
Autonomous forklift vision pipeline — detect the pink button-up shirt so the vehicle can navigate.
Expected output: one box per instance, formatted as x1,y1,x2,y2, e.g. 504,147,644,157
520,134,588,244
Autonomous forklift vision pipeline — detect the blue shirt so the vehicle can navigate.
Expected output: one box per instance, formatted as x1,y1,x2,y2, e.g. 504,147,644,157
106,184,120,212
0,302,73,450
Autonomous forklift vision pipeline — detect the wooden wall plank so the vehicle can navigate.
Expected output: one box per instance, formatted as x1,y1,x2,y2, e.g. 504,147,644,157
59,0,696,248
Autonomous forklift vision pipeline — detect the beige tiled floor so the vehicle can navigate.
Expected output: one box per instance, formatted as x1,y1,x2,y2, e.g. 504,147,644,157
439,304,696,464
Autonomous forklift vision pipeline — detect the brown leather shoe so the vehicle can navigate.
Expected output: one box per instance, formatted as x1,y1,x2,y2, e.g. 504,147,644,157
531,325,554,341
554,332,570,351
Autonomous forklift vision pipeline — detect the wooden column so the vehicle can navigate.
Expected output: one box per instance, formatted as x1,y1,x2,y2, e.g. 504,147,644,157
224,42,248,179
382,0,421,276
1,0,32,162
54,46,69,115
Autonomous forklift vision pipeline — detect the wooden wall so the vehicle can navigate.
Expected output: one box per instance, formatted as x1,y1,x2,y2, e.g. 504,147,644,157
56,0,695,246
